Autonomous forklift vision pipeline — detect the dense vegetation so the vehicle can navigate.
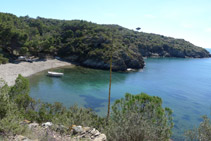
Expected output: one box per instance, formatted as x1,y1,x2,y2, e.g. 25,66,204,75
105,93,173,140
0,12,210,70
185,116,211,140
0,75,173,140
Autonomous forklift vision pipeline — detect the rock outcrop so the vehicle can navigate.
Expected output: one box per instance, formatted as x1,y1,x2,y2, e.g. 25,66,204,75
6,122,106,141
78,50,145,71
72,125,106,141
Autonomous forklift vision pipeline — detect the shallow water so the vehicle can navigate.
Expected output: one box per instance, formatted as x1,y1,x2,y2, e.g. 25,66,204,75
29,49,211,140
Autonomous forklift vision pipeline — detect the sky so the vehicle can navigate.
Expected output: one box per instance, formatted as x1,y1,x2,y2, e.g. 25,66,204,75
0,0,211,48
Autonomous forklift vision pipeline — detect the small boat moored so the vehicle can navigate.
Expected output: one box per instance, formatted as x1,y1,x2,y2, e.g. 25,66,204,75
127,68,136,72
47,71,64,77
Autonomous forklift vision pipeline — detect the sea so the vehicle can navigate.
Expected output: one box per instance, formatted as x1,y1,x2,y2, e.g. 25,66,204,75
29,48,211,140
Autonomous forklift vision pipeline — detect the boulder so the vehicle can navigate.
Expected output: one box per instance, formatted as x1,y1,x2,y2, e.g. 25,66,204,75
20,120,31,125
93,134,107,141
90,128,100,136
42,122,53,128
72,126,83,134
9,124,106,141
55,124,68,134
28,123,39,129
83,127,91,132
71,126,107,141
13,135,34,141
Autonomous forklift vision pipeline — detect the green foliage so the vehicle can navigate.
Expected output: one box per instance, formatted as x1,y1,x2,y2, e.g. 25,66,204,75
0,107,26,135
103,93,173,141
10,74,30,97
10,76,33,111
185,116,211,141
9,75,37,121
0,76,175,140
0,83,10,119
51,105,103,128
0,54,9,64
0,79,26,135
19,47,29,55
0,12,209,67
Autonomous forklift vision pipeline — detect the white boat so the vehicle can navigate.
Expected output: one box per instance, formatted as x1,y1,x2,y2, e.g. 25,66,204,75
127,68,136,72
47,71,64,77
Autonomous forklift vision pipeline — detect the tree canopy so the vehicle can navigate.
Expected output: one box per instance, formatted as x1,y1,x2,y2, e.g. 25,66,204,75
0,12,210,69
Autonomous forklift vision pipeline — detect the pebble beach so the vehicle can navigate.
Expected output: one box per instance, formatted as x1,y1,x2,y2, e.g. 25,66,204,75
0,59,72,86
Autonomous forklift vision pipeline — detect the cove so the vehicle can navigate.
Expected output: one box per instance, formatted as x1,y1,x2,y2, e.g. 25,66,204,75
29,55,211,140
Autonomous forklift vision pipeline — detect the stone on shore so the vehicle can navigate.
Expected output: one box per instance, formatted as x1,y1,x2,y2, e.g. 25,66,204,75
7,121,106,141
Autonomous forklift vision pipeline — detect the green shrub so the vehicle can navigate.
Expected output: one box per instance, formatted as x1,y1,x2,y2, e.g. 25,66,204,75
0,54,8,64
185,116,211,141
104,93,173,141
0,83,10,119
10,74,30,97
0,107,26,135
19,47,29,55
0,79,26,135
51,104,104,128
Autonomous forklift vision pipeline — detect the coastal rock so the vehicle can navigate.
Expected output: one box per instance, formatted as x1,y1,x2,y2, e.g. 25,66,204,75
71,126,106,141
114,50,144,70
81,50,145,71
112,58,127,71
90,128,100,135
93,134,107,141
72,125,83,134
55,124,68,134
28,123,39,129
42,122,53,128
150,53,160,57
6,122,107,141
82,59,110,70
20,120,31,125
83,126,91,132
13,135,34,141
23,120,31,124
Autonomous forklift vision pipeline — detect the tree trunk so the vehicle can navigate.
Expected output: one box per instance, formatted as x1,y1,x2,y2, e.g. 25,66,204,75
107,47,112,121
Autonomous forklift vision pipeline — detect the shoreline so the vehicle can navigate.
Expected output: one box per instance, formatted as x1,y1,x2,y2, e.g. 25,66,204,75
0,59,72,86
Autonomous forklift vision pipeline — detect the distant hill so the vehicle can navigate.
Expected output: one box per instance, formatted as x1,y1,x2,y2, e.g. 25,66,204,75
0,12,210,70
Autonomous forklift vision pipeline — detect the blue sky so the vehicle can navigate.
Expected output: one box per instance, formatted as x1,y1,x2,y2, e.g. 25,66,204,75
1,0,211,48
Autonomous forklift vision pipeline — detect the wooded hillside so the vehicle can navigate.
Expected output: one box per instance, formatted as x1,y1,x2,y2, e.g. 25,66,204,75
0,12,210,70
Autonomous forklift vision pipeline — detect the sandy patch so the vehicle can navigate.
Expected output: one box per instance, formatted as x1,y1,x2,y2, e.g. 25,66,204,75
0,59,72,86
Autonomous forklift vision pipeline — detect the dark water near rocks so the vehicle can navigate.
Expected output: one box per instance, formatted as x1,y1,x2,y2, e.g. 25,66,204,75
29,49,211,140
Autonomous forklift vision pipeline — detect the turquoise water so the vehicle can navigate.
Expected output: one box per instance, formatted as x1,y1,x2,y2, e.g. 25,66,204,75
29,49,211,140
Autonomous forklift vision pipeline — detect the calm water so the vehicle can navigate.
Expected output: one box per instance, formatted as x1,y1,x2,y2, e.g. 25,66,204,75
29,49,211,140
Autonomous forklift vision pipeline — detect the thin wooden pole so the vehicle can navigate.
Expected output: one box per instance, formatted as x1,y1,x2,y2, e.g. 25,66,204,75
107,35,113,121
107,51,112,120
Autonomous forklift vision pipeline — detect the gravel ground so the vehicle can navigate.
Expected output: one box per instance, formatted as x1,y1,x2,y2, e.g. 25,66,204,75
0,59,72,86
